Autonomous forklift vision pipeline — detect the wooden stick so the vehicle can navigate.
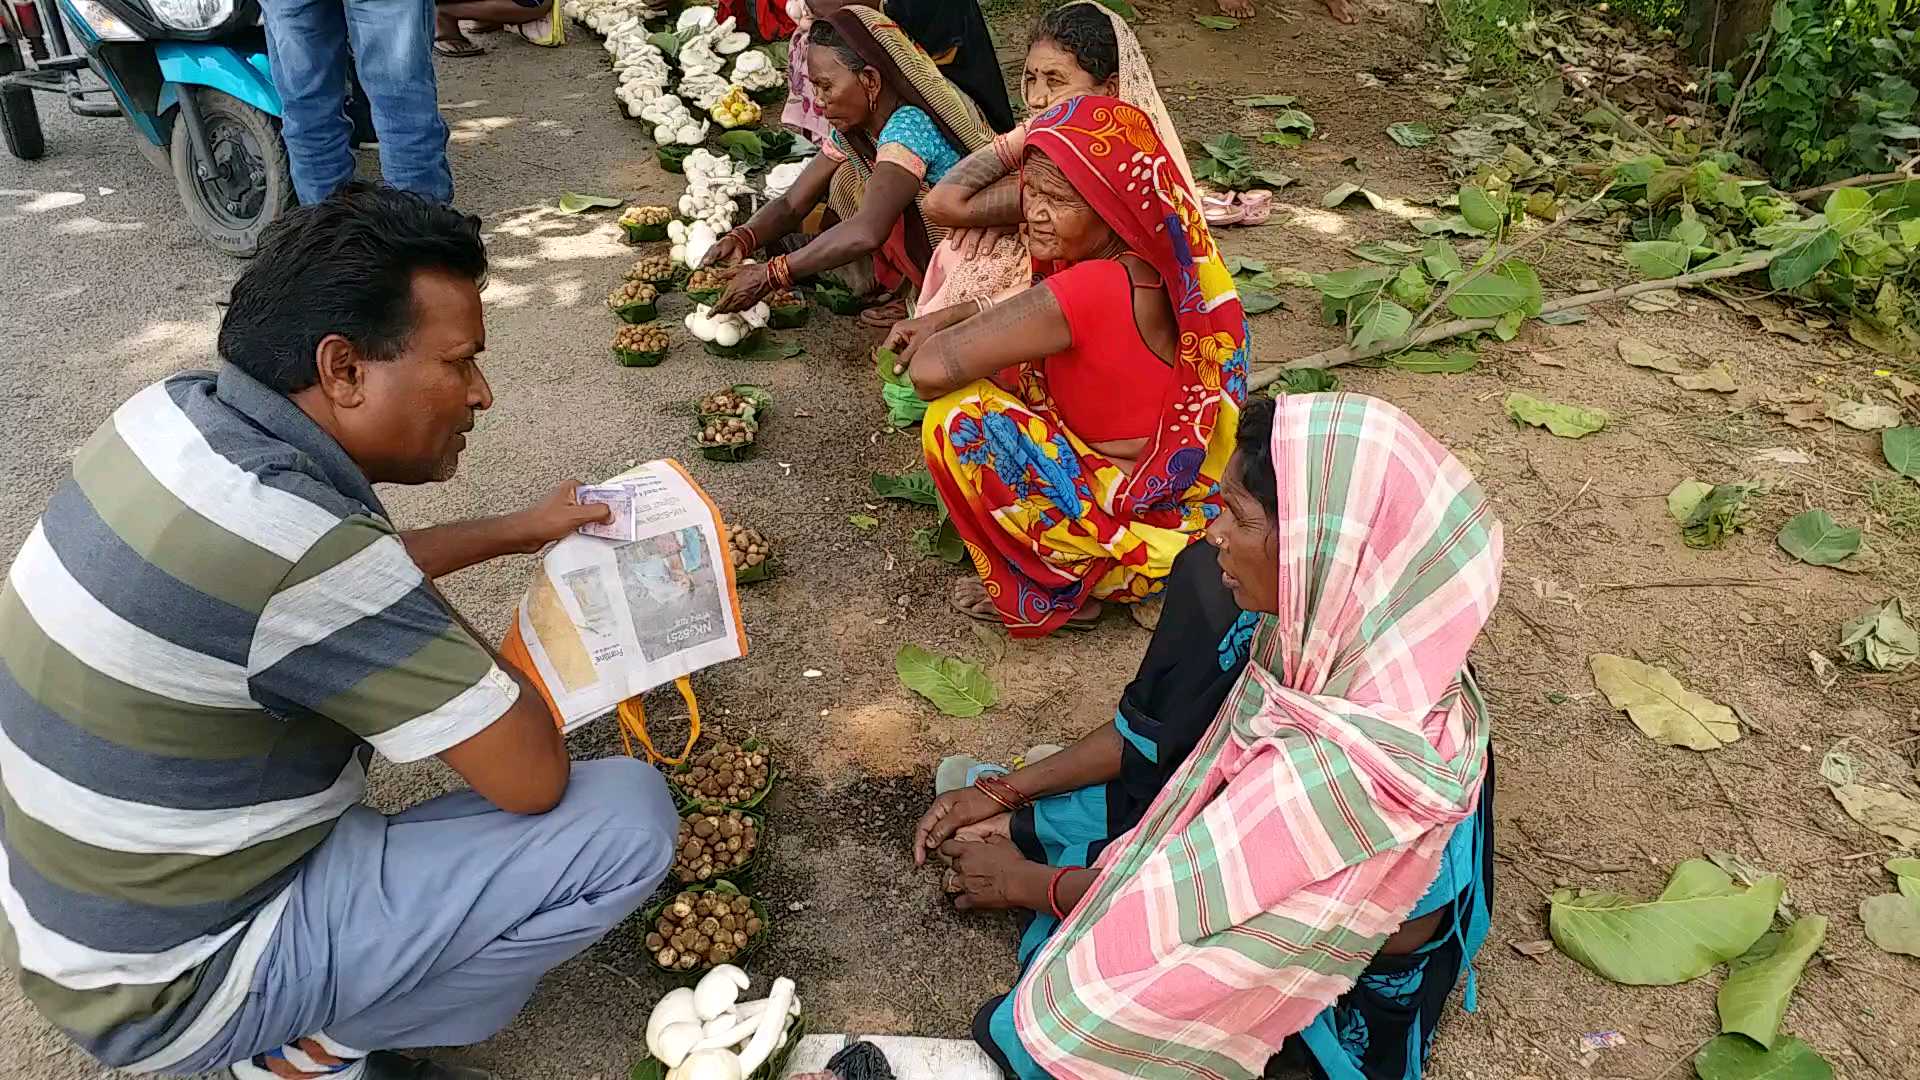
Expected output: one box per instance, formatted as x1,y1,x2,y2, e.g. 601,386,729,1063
1786,159,1919,203
1717,28,1771,148
1249,256,1775,386
1593,575,1791,592
1560,64,1669,155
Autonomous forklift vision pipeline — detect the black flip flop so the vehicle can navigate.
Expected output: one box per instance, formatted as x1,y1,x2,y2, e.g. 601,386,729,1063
433,36,485,58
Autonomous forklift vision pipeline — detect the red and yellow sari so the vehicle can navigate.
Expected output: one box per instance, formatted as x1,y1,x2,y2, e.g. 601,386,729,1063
921,96,1249,637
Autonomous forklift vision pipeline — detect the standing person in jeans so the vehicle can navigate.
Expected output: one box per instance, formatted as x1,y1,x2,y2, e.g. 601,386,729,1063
263,0,452,203
0,185,676,1080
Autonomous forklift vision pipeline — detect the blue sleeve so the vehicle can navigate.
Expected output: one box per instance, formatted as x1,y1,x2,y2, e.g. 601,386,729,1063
876,106,962,184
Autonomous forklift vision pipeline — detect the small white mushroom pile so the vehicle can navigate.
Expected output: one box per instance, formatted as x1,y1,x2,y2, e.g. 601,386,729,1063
561,0,664,33
761,160,806,202
668,219,719,266
678,149,752,234
686,302,770,347
645,967,799,1080
612,42,673,117
642,93,709,146
728,52,783,95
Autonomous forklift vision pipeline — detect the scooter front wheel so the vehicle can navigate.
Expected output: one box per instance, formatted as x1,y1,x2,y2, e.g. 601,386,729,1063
170,88,294,258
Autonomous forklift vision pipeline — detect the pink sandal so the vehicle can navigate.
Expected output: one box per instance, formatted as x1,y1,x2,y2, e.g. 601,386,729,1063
1238,190,1274,225
1202,191,1245,226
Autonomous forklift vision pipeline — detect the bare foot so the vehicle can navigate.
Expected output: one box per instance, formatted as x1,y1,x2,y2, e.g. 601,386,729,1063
950,577,1103,628
1216,0,1255,17
1323,0,1355,23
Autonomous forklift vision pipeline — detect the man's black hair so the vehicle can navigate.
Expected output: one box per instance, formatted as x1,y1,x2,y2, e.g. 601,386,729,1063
217,182,487,394
1235,395,1278,516
806,18,870,73
1031,3,1119,84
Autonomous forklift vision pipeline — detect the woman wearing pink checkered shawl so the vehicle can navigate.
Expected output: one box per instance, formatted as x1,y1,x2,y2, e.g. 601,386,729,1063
928,393,1502,1079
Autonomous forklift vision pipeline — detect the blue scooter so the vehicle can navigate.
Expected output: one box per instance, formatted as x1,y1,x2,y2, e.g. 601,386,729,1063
1,0,293,255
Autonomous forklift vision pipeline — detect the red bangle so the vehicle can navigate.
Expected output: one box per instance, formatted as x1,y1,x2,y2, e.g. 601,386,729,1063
975,774,1029,811
1048,867,1074,920
768,253,793,289
729,225,758,254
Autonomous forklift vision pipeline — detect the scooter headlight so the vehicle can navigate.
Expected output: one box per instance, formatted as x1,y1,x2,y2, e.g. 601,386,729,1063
66,0,144,39
147,0,235,30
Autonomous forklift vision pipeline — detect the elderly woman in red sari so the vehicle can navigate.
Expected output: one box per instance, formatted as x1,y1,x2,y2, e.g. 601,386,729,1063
884,96,1248,636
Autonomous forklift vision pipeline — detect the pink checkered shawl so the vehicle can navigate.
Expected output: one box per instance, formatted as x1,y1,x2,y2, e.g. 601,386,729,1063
1010,392,1503,1079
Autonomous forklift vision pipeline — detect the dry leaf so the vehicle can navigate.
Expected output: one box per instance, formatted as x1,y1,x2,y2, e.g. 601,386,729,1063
1808,651,1839,691
1627,290,1680,313
1618,338,1684,373
1826,399,1902,431
1890,375,1920,401
1759,317,1816,344
1511,939,1556,960
1830,784,1920,847
1530,351,1569,367
1590,654,1739,751
1674,363,1739,393
1751,447,1814,465
1782,403,1829,430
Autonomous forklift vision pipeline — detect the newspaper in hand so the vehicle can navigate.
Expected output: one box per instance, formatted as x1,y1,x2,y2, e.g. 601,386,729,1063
500,461,747,731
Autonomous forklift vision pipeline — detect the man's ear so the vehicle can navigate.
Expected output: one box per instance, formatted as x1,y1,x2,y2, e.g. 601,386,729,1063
311,335,369,409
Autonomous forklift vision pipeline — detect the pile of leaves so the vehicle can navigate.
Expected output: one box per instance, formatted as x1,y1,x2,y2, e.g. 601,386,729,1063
871,464,963,564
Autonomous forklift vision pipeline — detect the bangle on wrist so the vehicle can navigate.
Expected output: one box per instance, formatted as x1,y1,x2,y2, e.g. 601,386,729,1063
974,773,1030,812
729,225,758,254
1048,866,1075,920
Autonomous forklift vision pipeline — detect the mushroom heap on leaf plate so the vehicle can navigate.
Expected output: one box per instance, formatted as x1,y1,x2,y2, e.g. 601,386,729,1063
645,967,800,1080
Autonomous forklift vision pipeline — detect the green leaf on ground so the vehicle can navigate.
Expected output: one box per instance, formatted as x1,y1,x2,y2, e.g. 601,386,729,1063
1386,265,1432,309
1549,859,1781,985
556,192,623,214
1890,858,1920,900
1694,1036,1833,1080
848,514,879,531
1492,261,1543,316
1323,183,1387,210
1232,94,1298,107
895,644,997,717
1860,894,1920,957
1885,428,1920,480
1668,481,1754,549
1351,300,1412,350
1311,265,1394,298
1504,392,1607,438
1824,188,1875,236
1776,510,1861,566
1386,122,1435,147
1619,337,1685,372
1623,240,1691,278
1831,784,1920,848
1349,240,1419,265
1840,598,1918,672
1421,239,1463,280
1268,109,1315,135
1768,229,1842,289
1590,654,1739,750
1445,273,1529,319
1718,917,1827,1048
1389,349,1478,374
1239,287,1284,315
870,466,938,506
1192,14,1238,29
1270,369,1339,394
1458,185,1502,232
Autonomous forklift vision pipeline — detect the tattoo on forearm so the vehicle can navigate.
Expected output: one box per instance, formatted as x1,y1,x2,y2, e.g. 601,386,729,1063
973,183,1021,226
945,145,1010,196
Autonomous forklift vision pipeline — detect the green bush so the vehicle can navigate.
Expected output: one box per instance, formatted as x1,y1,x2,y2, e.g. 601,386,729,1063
1436,0,1536,75
1723,0,1920,188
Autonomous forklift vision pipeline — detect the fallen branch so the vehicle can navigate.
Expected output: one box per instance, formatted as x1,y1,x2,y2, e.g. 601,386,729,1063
1786,157,1919,203
1250,255,1774,385
1409,182,1615,337
1561,64,1673,157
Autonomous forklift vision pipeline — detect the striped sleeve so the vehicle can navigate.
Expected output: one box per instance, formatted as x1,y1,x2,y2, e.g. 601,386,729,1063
246,515,519,763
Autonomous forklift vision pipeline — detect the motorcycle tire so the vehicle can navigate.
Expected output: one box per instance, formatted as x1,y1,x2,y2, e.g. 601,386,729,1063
0,50,46,161
170,87,294,258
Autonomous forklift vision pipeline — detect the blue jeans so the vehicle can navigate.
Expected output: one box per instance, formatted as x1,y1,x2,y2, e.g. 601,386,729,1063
262,0,452,204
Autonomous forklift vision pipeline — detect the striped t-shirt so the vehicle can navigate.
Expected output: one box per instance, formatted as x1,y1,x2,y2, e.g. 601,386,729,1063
0,366,520,1071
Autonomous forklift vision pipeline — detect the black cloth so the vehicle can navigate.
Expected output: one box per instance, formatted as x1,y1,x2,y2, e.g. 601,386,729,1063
885,0,1017,132
1009,541,1250,869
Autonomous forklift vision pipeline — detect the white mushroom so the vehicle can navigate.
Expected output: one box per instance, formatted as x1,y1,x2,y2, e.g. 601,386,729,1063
654,1020,704,1069
733,977,795,1076
645,987,699,1061
693,965,750,1022
665,1049,742,1080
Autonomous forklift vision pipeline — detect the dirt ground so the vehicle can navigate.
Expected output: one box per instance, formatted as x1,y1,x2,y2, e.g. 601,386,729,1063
1,1,1917,1078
